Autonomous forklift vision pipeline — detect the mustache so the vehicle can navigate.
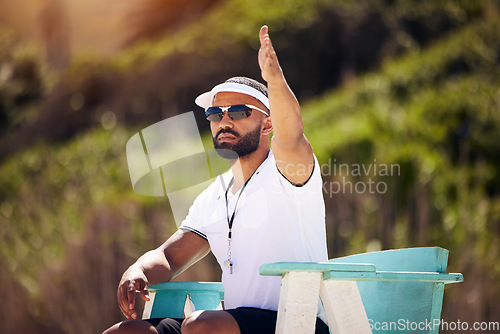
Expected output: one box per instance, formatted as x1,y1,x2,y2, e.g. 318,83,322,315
215,128,239,139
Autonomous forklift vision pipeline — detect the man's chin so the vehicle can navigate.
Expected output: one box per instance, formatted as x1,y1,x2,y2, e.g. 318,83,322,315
214,147,239,160
212,126,261,160
215,141,235,151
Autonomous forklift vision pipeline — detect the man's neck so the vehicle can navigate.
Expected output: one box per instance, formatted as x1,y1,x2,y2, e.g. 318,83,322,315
229,148,270,193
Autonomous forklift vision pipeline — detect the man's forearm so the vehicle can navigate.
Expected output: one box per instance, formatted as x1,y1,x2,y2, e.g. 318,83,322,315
268,78,305,148
132,229,211,286
131,248,174,286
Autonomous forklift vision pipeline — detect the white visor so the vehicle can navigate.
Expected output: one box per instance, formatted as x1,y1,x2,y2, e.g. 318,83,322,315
195,82,270,110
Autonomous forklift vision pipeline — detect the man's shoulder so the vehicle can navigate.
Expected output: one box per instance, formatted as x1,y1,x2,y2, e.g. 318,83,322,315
193,170,233,204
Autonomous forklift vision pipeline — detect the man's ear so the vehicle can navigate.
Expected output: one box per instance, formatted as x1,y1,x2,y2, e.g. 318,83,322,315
262,116,273,135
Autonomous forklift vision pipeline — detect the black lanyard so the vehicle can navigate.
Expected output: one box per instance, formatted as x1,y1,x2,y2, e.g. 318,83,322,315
224,172,255,274
224,173,254,239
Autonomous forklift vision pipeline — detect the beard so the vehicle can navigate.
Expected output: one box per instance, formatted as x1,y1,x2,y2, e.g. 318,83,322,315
212,124,261,160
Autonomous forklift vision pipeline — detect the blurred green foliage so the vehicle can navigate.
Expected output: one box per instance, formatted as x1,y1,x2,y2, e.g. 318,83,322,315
0,125,179,332
316,7,498,234
0,0,499,333
3,129,122,291
304,11,500,321
0,29,54,135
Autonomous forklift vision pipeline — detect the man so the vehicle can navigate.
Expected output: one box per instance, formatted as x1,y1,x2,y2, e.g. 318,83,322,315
103,25,329,334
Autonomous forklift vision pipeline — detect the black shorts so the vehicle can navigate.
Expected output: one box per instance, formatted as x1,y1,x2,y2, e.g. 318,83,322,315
146,307,329,334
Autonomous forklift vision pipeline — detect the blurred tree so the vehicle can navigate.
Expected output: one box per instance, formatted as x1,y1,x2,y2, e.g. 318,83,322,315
38,0,70,69
121,0,221,47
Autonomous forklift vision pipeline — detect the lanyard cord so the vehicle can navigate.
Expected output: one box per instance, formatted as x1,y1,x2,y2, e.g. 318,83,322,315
225,173,254,238
224,172,255,273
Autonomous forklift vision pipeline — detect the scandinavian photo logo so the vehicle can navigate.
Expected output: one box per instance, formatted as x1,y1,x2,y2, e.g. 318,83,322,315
321,158,400,196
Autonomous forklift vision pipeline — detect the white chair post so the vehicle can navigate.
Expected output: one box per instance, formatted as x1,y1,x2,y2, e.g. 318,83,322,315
142,290,157,319
319,280,372,334
183,293,194,317
275,271,322,334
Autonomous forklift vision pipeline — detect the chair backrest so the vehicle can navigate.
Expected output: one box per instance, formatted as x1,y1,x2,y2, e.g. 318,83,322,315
329,247,450,334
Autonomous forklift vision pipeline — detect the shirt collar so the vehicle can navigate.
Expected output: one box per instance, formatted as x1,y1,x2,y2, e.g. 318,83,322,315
216,150,272,198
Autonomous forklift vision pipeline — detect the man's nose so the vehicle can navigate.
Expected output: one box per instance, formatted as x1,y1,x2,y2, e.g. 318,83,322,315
218,111,234,129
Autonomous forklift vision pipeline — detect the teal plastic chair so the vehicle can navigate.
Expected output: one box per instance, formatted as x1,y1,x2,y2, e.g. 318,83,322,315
142,281,224,319
260,247,463,334
328,247,460,333
142,247,463,334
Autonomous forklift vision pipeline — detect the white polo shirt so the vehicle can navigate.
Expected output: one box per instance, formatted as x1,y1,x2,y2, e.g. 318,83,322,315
180,150,328,311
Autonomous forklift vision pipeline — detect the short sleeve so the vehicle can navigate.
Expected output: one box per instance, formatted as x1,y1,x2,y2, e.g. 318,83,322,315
178,173,231,241
276,154,324,194
179,187,209,241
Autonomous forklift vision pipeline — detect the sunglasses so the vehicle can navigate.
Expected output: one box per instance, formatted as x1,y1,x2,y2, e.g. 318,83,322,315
205,104,269,122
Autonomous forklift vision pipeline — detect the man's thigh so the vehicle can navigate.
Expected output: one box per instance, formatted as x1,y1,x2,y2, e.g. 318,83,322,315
147,310,240,334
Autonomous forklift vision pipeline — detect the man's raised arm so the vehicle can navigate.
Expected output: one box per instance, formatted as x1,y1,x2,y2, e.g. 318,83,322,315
117,229,210,319
258,25,314,185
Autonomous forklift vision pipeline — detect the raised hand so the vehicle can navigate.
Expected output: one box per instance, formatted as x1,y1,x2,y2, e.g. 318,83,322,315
117,266,150,320
258,25,284,85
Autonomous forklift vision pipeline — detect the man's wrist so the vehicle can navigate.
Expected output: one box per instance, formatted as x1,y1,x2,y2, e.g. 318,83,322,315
128,261,148,275
266,75,287,89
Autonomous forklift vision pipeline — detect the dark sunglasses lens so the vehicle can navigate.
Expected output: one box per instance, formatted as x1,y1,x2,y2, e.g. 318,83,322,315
206,107,223,121
228,111,251,120
206,106,222,115
205,105,252,121
228,105,252,120
206,114,222,121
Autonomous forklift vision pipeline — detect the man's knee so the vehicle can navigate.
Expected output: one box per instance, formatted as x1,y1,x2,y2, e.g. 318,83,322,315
181,311,211,334
181,310,239,334
102,320,158,334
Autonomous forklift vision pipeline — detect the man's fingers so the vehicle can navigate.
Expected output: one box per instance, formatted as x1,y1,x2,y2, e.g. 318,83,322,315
259,26,274,54
116,269,149,320
259,30,274,58
118,283,133,319
259,25,268,45
127,281,137,310
258,25,283,83
140,284,150,302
